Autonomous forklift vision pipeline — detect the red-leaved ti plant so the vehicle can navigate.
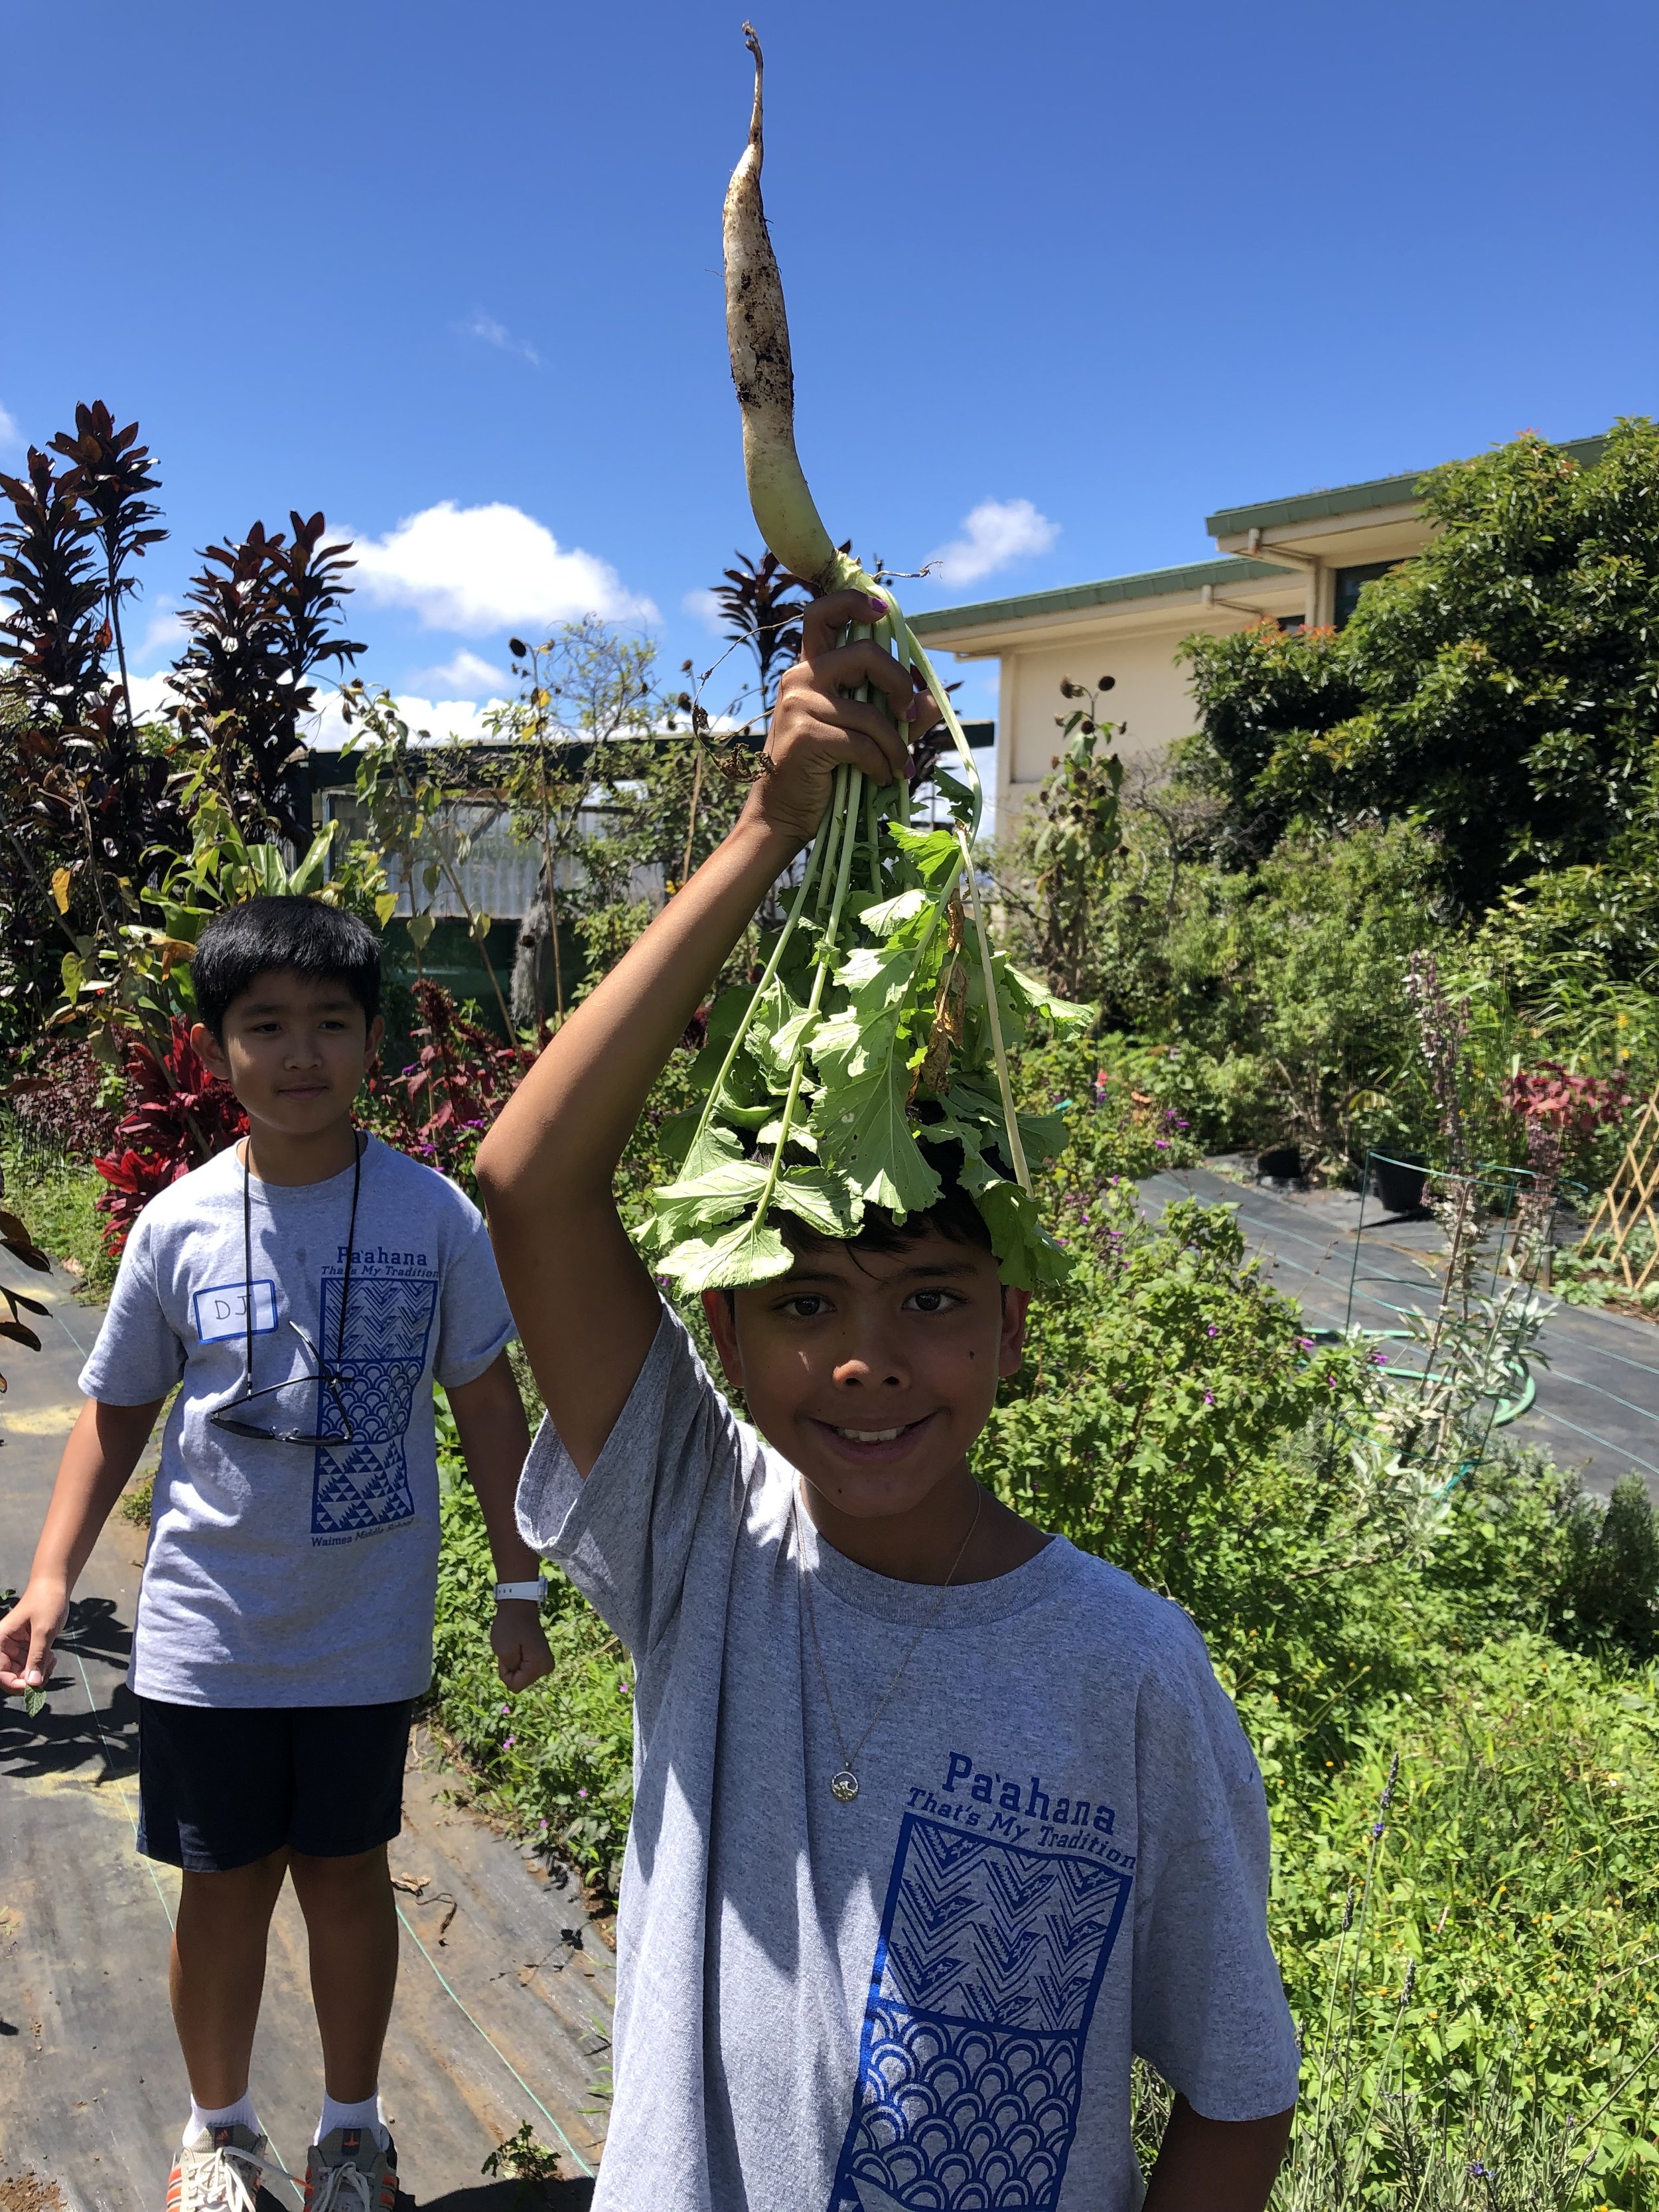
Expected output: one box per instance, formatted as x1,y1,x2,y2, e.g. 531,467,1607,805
94,1019,248,1255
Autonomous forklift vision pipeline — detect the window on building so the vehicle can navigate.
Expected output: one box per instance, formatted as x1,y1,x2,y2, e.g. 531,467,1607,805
1276,614,1305,633
1334,560,1398,629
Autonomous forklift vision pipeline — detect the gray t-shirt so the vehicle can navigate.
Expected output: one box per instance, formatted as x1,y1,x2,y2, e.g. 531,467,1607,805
518,1308,1301,2212
80,1135,514,1708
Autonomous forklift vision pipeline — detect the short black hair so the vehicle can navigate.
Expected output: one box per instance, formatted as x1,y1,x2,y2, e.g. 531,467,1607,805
778,1174,995,1263
192,895,382,1039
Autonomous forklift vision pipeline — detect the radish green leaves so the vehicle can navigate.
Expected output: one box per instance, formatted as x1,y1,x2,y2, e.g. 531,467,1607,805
641,607,1089,1292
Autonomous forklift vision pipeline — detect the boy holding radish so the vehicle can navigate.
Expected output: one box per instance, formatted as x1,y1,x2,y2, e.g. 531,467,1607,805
476,592,1300,2212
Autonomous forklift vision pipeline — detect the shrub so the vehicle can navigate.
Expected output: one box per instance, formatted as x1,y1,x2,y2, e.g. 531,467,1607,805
1185,420,1659,913
1013,1031,1204,1185
7,1037,123,1157
1271,1635,1659,2197
362,979,530,1197
974,1184,1439,1763
1551,1473,1659,1662
93,1018,246,1255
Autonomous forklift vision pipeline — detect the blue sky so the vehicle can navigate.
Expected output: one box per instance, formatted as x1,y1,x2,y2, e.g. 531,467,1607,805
3,0,1655,738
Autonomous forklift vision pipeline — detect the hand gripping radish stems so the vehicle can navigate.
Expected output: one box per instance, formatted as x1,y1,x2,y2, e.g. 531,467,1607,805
640,27,1088,1295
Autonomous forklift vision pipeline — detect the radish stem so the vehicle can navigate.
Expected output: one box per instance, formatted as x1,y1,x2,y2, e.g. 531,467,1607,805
688,800,831,1156
755,761,863,1213
958,823,1031,1193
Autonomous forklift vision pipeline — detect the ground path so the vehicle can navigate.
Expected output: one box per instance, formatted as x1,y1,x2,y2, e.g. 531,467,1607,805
1140,1163,1659,1498
0,1262,606,2212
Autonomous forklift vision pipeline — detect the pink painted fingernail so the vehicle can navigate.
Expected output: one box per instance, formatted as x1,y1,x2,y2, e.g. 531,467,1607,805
867,595,887,613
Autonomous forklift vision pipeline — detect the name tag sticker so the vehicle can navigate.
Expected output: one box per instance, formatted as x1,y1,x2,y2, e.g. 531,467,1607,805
193,1278,279,1343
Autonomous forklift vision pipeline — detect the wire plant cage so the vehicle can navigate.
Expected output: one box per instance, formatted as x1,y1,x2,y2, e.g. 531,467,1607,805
1342,1149,1584,1487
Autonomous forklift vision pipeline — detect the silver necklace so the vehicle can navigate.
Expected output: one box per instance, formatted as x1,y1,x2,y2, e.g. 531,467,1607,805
796,1484,984,1804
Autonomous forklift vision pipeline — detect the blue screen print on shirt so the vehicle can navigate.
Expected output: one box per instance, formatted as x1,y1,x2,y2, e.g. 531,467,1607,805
310,1266,438,1540
828,1814,1133,2212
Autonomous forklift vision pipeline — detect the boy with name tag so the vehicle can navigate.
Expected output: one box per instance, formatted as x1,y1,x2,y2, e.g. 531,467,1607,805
0,897,552,2212
475,593,1301,2211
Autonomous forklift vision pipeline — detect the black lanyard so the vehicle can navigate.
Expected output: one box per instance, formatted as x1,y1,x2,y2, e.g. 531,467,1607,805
238,1130,364,1387
211,1132,365,1445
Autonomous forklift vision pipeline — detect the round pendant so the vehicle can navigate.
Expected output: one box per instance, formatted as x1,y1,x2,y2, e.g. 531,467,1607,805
830,1768,860,1804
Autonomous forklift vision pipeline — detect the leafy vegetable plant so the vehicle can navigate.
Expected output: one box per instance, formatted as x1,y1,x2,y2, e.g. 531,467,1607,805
646,29,1090,1294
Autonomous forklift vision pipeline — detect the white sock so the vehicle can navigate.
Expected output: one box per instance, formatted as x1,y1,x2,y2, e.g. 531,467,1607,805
184,2092,259,2146
317,2091,388,2150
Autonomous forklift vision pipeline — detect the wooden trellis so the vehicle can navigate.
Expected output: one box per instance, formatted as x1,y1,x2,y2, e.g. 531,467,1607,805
1583,1082,1659,1292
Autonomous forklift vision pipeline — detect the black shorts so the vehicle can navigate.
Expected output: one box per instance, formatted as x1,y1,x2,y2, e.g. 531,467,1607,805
136,1696,414,1872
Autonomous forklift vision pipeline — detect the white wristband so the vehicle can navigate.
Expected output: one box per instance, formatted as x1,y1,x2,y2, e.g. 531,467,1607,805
494,1580,544,1603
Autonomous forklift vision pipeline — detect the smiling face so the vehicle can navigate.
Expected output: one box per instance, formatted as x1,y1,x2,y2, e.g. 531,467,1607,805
192,967,384,1140
703,1228,1029,1522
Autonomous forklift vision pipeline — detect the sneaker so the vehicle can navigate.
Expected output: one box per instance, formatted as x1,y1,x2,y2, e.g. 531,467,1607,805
165,2125,285,2212
303,2126,399,2212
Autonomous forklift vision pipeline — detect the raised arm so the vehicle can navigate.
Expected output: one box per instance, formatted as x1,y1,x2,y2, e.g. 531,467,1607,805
474,591,926,1476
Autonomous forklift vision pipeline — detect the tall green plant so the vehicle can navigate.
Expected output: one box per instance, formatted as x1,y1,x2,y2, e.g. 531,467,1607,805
997,674,1125,1009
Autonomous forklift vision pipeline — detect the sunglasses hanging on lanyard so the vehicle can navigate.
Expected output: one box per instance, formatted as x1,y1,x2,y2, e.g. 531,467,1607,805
209,1132,364,1446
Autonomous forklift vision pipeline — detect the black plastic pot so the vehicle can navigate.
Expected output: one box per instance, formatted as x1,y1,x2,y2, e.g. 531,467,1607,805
1372,1153,1429,1215
1256,1145,1301,1182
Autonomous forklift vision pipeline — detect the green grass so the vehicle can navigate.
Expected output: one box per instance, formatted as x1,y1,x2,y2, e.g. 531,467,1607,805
1,1126,115,1298
430,1378,634,1894
119,1474,155,1525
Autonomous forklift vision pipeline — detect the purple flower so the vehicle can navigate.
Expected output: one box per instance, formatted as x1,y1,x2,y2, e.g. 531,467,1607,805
1297,1337,1315,1349
577,1787,589,1799
1203,1391,1215,1404
1153,1139,1170,1149
503,1734,516,1749
1206,1325,1219,1337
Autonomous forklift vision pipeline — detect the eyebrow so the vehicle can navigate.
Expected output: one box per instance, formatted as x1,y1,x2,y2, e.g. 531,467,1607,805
780,1260,983,1286
239,995,358,1015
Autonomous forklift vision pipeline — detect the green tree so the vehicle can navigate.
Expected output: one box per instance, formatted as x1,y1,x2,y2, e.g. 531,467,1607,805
1184,419,1659,912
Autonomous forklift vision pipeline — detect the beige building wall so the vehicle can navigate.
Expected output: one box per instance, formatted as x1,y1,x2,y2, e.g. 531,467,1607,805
995,605,1288,820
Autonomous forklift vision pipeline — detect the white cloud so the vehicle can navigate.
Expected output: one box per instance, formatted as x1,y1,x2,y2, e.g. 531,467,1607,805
461,311,540,366
682,587,725,631
125,669,184,721
133,601,186,667
0,400,19,455
301,688,494,751
926,497,1058,589
407,648,510,700
350,500,658,634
